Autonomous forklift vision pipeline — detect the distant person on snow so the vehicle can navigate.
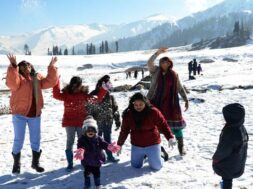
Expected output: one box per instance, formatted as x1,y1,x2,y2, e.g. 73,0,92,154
193,58,197,76
147,47,189,156
75,116,120,189
6,54,58,174
134,70,138,79
197,64,202,75
52,76,108,172
87,75,121,163
212,103,248,189
188,60,193,79
117,93,176,170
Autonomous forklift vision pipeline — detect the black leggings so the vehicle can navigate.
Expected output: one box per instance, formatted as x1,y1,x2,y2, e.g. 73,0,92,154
222,178,233,189
84,166,100,178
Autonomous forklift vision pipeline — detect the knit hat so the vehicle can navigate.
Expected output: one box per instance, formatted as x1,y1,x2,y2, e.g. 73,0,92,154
222,103,245,124
82,115,98,133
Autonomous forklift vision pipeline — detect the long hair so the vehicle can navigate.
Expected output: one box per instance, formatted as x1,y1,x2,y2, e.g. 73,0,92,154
18,60,36,77
122,92,152,118
62,76,88,94
90,75,110,95
159,57,173,70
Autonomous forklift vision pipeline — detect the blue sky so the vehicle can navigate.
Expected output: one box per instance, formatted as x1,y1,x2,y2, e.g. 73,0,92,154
0,0,223,35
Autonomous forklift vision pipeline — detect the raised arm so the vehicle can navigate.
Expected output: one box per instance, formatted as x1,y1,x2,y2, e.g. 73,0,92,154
147,48,168,74
41,57,58,89
6,54,21,91
52,79,66,101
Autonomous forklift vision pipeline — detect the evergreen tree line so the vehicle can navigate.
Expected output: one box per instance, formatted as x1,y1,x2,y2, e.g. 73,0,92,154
47,41,119,55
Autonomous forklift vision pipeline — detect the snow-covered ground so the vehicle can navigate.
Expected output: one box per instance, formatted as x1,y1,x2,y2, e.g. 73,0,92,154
0,45,253,189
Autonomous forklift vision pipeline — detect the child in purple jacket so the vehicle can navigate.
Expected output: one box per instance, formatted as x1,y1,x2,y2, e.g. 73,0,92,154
75,116,120,189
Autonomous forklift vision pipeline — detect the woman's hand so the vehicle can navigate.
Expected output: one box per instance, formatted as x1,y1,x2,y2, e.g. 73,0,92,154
49,57,58,66
7,54,17,68
155,47,168,55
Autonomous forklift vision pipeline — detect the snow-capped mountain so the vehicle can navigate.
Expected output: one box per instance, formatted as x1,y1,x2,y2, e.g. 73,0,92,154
178,0,253,29
0,14,174,55
117,0,253,51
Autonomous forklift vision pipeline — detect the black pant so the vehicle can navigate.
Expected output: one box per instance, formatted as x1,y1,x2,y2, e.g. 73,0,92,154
84,165,100,178
222,178,233,189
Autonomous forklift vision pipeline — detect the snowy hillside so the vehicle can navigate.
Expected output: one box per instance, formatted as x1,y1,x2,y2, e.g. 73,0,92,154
0,45,253,189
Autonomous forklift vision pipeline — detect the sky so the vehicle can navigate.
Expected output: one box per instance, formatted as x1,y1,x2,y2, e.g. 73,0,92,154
0,0,224,35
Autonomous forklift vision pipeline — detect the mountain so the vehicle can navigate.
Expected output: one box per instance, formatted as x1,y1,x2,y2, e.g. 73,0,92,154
117,0,253,51
0,14,173,55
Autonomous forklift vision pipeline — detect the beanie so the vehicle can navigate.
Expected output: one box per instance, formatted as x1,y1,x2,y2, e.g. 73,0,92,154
82,115,98,133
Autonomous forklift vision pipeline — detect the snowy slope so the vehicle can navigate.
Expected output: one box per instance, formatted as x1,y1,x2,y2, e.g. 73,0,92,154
0,45,253,189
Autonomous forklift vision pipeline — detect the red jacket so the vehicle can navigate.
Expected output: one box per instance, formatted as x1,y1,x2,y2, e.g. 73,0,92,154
53,81,107,127
117,107,174,147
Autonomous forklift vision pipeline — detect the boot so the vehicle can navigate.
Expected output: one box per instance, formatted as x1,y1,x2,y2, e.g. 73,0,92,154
161,146,169,161
65,149,73,171
107,152,119,163
12,152,21,174
31,150,45,172
176,137,186,156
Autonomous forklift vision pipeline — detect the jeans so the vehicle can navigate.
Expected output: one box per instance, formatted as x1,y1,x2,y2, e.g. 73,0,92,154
12,114,41,154
131,144,163,170
98,124,113,158
65,127,82,150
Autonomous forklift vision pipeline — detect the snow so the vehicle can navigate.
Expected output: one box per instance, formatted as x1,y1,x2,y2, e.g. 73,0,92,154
0,45,253,189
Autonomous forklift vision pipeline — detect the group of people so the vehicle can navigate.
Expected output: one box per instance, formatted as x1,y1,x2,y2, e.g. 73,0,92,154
188,58,202,80
2,48,248,189
126,69,145,79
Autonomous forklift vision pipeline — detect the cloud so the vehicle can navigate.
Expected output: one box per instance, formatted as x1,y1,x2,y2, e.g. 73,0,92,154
21,0,43,9
185,0,224,13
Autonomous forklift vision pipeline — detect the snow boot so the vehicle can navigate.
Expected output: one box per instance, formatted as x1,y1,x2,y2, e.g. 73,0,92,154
107,152,119,163
176,137,186,156
31,150,45,172
161,146,169,161
12,152,21,174
65,149,73,171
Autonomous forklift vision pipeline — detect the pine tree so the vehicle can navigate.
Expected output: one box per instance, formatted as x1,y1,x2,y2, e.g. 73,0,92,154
64,48,68,55
72,47,75,55
115,41,119,52
24,44,29,55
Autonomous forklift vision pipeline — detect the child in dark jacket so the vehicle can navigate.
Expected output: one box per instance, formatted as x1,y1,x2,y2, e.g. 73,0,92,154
75,116,120,189
212,103,248,189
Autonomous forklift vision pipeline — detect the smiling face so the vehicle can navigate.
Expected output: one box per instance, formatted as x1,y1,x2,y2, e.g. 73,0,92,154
85,127,96,138
19,62,32,75
133,100,146,112
159,60,172,72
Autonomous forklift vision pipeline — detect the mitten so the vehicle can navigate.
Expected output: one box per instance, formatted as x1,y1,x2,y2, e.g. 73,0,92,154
107,142,121,153
74,148,85,160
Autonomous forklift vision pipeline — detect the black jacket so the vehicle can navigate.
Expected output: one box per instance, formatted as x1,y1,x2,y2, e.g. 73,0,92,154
87,93,121,129
212,121,248,179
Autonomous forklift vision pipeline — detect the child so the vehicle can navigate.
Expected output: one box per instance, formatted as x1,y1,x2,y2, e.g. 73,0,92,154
53,76,108,171
212,103,248,189
75,116,120,189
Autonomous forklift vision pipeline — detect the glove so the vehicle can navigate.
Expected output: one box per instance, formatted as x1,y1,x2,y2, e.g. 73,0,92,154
168,138,177,149
74,148,85,160
102,81,113,91
107,142,121,153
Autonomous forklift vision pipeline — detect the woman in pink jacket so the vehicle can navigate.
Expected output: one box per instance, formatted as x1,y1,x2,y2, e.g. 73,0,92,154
6,54,58,174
